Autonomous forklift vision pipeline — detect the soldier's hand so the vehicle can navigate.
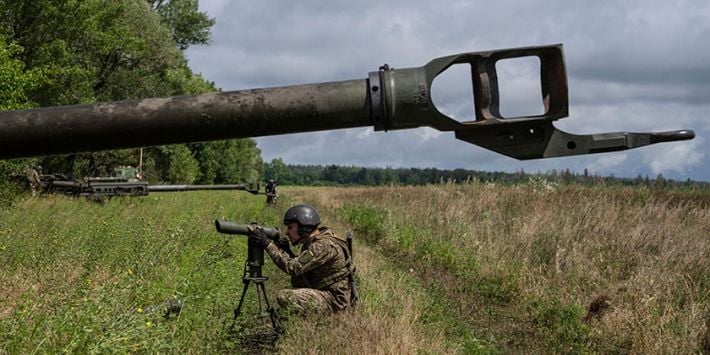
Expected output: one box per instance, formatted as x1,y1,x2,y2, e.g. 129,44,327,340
247,223,272,248
275,238,295,257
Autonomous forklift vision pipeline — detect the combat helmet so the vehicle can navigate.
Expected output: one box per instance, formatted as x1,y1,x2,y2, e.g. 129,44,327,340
283,204,321,237
283,204,320,226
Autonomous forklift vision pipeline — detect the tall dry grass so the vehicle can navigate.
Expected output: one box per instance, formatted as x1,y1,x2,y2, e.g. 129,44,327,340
274,188,477,354
300,183,709,353
274,246,456,354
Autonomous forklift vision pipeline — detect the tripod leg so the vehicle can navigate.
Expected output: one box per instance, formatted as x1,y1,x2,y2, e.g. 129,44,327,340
257,282,282,332
233,279,251,320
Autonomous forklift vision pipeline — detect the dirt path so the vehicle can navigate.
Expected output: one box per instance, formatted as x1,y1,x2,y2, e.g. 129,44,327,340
272,187,458,354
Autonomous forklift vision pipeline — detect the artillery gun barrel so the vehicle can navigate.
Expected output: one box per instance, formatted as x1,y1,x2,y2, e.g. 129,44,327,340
51,180,81,188
0,44,694,160
0,80,369,159
148,184,259,193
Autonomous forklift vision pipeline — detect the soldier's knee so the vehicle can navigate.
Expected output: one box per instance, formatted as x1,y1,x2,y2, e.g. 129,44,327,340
275,288,331,315
276,289,293,309
276,289,310,313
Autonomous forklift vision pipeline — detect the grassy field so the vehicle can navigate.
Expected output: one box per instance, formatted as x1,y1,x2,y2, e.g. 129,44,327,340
1,182,708,353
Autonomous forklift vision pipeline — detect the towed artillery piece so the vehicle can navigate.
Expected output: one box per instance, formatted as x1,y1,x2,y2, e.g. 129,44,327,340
46,178,260,200
40,167,259,201
37,169,259,201
0,44,694,161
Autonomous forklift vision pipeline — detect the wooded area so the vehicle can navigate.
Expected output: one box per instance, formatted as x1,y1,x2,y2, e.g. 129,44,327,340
263,158,709,189
0,0,263,206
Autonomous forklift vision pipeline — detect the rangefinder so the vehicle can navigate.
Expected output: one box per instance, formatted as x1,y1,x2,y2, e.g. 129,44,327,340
214,220,281,239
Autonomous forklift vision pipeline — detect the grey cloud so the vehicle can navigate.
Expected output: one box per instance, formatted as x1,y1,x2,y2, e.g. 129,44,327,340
188,0,710,181
571,80,710,106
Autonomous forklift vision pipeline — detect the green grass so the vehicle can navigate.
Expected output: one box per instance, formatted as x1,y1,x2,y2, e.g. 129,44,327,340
0,191,286,353
1,183,707,353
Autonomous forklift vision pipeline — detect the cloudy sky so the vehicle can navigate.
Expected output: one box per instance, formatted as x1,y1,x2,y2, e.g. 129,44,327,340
186,0,709,181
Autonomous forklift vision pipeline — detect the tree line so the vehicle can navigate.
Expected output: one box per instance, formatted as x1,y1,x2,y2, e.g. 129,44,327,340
263,158,709,189
0,0,262,206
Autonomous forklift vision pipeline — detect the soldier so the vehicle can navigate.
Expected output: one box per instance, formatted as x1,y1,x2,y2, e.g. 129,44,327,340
248,204,354,314
265,179,278,204
24,165,43,196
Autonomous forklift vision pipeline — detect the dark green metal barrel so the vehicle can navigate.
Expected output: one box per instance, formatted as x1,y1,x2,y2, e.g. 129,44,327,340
148,183,258,194
0,44,695,160
0,80,368,159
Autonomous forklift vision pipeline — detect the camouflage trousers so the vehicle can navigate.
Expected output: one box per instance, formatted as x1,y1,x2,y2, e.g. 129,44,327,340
29,181,41,196
275,288,334,314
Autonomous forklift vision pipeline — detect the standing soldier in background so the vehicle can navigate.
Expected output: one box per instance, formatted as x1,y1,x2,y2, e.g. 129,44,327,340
248,204,356,314
24,165,43,196
265,179,278,204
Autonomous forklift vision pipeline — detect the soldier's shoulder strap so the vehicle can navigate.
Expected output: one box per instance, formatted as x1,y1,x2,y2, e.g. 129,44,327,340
317,227,351,259
310,228,356,290
321,228,360,307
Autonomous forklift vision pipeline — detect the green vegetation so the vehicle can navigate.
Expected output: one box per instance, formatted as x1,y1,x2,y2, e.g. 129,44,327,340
1,183,707,353
0,191,286,353
264,161,709,188
0,0,261,209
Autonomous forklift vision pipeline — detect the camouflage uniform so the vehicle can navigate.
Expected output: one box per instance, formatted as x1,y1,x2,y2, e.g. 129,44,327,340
265,227,351,314
24,167,42,196
265,181,278,204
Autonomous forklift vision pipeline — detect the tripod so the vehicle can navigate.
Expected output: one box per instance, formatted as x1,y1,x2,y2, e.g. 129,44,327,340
231,239,281,333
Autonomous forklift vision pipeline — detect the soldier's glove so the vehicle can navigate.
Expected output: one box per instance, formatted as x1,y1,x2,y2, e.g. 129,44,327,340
248,224,272,248
275,237,295,258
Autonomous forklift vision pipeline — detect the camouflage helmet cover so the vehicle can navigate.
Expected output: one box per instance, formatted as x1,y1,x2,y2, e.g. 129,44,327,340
283,204,320,227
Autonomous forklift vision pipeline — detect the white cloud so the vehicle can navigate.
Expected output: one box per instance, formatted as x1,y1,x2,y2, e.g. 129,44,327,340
647,138,705,175
414,128,443,141
197,0,228,18
356,128,373,139
586,154,628,175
